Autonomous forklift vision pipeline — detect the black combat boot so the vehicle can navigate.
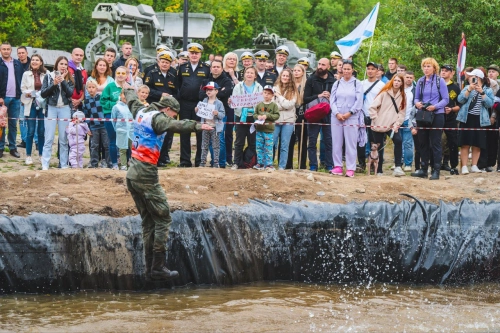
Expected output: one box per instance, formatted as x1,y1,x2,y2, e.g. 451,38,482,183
144,254,153,281
429,169,440,180
410,169,428,178
151,252,179,280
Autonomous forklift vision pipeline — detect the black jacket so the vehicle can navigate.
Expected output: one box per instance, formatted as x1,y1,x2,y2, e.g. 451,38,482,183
177,62,210,102
0,58,24,99
40,73,75,106
303,71,336,105
256,70,277,88
144,69,178,104
198,71,233,111
20,57,31,72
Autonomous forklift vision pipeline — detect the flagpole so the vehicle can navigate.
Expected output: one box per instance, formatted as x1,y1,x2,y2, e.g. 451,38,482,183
364,35,375,80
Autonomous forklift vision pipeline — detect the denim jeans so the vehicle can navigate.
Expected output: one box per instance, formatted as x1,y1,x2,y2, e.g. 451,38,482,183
26,103,45,156
209,116,226,167
104,113,118,165
0,97,20,150
19,105,27,142
401,119,414,167
42,105,70,168
273,124,294,169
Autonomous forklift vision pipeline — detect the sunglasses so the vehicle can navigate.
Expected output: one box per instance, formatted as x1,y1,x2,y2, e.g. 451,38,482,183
342,59,353,64
115,71,127,75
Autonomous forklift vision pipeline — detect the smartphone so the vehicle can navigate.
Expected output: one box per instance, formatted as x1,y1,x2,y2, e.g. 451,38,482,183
54,70,61,77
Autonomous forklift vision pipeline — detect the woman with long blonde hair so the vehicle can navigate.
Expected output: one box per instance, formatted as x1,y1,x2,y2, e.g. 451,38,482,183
286,64,308,169
273,68,297,170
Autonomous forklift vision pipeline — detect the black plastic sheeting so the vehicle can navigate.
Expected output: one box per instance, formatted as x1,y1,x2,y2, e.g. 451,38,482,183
1,198,500,294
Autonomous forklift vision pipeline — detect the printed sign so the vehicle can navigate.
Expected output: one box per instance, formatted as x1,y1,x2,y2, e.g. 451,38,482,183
230,93,264,108
196,102,215,120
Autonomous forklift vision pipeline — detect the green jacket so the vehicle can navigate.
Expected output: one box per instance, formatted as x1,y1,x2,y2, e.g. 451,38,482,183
254,101,280,133
124,89,202,183
101,82,122,115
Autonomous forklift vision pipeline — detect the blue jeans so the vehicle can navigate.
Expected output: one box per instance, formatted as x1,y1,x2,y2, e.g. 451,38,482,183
319,128,325,164
273,124,294,169
42,105,70,168
104,113,118,165
0,97,20,150
26,103,45,156
209,116,226,167
19,105,27,142
401,119,414,166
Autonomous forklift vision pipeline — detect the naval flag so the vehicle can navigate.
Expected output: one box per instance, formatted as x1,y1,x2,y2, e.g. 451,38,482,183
335,3,380,59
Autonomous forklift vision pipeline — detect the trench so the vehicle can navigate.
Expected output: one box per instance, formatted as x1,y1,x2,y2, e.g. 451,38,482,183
1,199,500,294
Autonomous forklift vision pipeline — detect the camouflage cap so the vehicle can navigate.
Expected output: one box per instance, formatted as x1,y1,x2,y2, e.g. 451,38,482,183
155,95,180,113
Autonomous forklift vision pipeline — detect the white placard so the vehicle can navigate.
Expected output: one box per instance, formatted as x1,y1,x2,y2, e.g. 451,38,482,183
249,119,265,134
230,93,264,108
196,102,215,120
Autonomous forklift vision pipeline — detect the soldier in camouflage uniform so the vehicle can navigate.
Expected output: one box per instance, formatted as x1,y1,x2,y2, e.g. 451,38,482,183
123,89,212,280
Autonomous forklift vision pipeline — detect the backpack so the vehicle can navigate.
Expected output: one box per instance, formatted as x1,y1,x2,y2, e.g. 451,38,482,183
239,146,257,169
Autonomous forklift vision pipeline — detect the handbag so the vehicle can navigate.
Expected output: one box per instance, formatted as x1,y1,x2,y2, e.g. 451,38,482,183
415,109,435,125
304,97,330,123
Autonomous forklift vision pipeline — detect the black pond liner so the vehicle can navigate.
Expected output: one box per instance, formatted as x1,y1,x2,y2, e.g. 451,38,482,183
1,198,500,294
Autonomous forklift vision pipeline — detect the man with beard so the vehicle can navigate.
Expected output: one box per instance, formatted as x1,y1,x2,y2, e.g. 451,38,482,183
303,58,335,171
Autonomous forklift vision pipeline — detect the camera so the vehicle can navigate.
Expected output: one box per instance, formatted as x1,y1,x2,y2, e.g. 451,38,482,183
472,77,478,84
422,102,432,111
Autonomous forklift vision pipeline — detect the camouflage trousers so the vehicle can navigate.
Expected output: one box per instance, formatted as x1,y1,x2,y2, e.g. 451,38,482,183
126,178,172,254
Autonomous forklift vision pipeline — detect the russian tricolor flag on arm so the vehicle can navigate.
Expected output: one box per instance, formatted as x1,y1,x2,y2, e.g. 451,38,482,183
456,33,466,88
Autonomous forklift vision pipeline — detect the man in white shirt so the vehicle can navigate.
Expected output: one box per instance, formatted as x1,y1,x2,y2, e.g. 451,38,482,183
358,62,385,172
402,71,416,171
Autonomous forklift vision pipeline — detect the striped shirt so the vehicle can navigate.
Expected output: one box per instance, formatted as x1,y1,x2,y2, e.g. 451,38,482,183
468,92,482,116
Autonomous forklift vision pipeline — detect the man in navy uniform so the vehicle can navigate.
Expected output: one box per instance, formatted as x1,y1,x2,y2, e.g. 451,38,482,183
176,42,211,167
254,50,277,87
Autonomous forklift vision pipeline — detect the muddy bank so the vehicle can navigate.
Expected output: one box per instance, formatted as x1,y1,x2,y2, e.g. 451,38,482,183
1,199,500,294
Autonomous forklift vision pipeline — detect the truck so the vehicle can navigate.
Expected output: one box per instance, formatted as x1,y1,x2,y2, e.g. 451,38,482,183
84,2,215,70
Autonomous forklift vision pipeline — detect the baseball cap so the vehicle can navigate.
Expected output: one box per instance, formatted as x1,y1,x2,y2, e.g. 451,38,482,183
155,96,180,113
330,51,342,59
187,42,203,53
366,61,378,68
377,64,385,71
441,64,454,71
203,81,220,90
263,85,274,94
465,68,485,79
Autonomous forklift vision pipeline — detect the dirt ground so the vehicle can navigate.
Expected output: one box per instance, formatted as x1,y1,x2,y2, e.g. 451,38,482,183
0,134,498,217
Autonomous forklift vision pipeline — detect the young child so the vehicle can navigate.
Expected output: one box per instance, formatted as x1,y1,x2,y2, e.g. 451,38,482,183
83,79,110,168
111,91,134,170
196,81,225,167
137,84,150,106
66,111,91,168
253,85,280,170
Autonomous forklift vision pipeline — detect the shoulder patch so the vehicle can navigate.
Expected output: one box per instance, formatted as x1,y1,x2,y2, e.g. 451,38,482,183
145,76,150,83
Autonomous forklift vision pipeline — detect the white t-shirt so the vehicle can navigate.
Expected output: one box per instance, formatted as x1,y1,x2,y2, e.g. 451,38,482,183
362,79,385,116
276,66,284,75
404,86,414,122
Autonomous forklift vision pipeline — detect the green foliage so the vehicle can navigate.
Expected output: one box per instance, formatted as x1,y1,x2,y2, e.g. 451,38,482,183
1,0,498,77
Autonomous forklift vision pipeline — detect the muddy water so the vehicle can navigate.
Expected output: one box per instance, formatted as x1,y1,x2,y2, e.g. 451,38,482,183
1,282,499,332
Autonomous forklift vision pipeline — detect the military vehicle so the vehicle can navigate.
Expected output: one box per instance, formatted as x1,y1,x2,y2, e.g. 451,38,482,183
85,2,214,70
233,29,316,71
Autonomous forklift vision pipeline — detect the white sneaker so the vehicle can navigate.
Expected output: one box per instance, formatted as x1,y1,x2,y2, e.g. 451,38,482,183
393,166,405,177
461,166,469,175
231,164,238,170
120,166,127,171
25,156,33,165
42,166,49,171
390,165,395,170
403,165,412,172
470,165,483,173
